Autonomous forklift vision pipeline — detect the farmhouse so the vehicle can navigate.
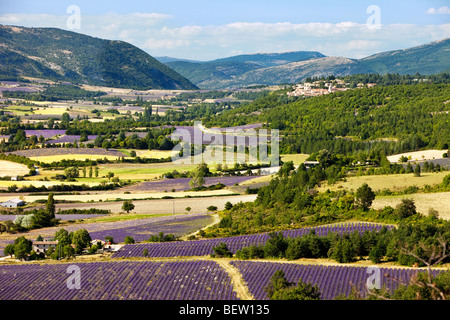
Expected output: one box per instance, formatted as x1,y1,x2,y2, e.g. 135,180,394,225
32,240,58,253
1,198,25,208
304,161,320,169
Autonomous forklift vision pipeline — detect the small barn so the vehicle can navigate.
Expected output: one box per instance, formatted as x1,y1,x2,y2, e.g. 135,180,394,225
1,198,25,208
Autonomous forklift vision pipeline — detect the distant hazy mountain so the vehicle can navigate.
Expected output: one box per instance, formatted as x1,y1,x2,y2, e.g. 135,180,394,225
166,51,325,88
358,38,450,75
165,39,450,89
155,56,202,64
0,24,198,90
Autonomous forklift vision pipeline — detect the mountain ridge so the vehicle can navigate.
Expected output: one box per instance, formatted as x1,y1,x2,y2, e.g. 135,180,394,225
165,38,450,89
0,24,198,90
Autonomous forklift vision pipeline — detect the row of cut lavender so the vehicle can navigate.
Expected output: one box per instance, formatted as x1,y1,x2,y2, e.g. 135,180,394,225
230,260,443,300
0,260,238,300
113,223,392,258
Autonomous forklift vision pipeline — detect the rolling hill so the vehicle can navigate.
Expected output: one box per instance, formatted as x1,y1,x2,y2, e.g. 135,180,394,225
0,24,198,90
165,51,325,88
165,39,450,89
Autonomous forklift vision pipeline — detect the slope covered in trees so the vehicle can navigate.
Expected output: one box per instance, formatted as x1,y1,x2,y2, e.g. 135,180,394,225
206,83,450,155
0,24,198,90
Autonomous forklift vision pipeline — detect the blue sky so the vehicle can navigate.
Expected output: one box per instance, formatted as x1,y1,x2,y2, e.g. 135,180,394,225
1,0,449,60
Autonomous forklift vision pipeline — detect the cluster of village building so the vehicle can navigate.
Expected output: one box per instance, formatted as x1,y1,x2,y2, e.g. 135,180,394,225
287,79,377,97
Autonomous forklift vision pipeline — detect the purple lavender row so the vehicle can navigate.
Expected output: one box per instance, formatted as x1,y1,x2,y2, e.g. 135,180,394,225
89,214,213,243
0,260,239,300
230,260,443,300
47,135,98,144
113,223,392,258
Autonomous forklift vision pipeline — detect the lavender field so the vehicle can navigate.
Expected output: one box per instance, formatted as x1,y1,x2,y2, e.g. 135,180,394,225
230,260,444,300
0,213,213,256
89,213,213,243
113,222,391,258
47,135,98,144
11,147,126,158
0,260,239,300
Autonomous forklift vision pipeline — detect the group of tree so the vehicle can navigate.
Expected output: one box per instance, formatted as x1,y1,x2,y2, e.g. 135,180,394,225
264,266,450,300
226,216,450,267
204,83,450,155
3,228,94,261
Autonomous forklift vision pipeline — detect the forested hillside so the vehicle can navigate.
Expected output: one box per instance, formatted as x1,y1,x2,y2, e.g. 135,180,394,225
0,25,198,90
205,82,450,156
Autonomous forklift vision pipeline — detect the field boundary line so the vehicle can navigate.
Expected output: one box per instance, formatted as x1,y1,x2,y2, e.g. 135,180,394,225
213,258,254,300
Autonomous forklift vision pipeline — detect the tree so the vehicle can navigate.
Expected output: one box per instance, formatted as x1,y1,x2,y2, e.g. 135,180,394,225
4,244,15,257
207,206,218,212
72,229,92,254
124,236,135,244
89,166,93,178
54,228,71,246
414,164,421,177
189,163,210,189
355,183,376,211
271,279,322,300
46,193,55,217
224,201,233,210
265,270,292,299
107,172,114,181
211,242,233,258
64,167,79,179
95,166,99,178
122,200,135,213
395,199,417,219
13,236,32,260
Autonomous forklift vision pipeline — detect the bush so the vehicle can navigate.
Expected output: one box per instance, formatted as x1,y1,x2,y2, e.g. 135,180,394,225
211,242,233,258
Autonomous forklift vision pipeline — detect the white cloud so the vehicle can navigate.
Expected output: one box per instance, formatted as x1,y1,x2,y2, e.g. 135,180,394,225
0,13,448,60
426,6,450,14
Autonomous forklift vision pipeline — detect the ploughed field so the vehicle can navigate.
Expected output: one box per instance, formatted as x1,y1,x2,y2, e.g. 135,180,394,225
113,222,391,258
122,176,260,192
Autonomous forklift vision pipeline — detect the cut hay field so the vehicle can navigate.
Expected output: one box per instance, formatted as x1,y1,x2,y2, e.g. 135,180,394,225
27,194,258,215
280,153,310,165
0,180,100,189
128,149,173,159
387,149,448,163
0,161,29,177
318,172,449,193
1,189,240,205
372,192,450,219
